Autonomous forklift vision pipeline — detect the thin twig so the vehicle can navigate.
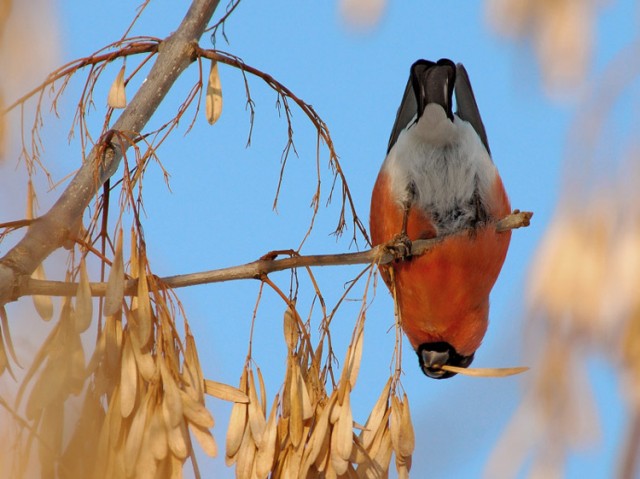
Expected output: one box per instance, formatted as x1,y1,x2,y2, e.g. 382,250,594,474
19,211,532,298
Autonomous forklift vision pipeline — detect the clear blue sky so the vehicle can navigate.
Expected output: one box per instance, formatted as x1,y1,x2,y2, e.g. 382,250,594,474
32,0,635,476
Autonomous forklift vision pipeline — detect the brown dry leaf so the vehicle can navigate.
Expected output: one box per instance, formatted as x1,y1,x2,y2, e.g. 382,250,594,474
180,389,214,429
75,259,93,333
120,335,138,418
255,393,280,478
108,64,127,108
205,59,223,125
189,422,218,457
204,379,249,403
104,228,124,316
31,263,53,321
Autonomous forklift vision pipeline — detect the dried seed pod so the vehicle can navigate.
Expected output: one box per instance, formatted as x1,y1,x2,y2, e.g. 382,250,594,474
189,422,218,457
75,259,92,333
104,229,124,316
180,389,214,429
124,390,152,477
331,388,353,463
226,372,249,461
359,378,391,450
283,305,299,352
108,65,127,108
248,369,267,445
160,359,184,429
32,263,53,321
120,334,138,418
348,323,364,388
398,393,415,458
205,60,223,125
235,422,257,479
255,394,279,478
204,379,249,403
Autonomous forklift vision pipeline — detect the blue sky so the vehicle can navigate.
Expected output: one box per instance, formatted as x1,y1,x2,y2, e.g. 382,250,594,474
13,0,636,476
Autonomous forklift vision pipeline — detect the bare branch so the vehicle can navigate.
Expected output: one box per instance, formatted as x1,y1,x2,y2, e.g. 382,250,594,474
19,211,533,298
0,0,221,307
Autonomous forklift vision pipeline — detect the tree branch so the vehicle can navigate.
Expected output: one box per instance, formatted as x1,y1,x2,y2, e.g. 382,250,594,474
19,211,532,298
0,0,220,306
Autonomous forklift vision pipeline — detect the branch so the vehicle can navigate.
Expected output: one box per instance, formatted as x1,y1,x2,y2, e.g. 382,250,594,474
19,211,532,298
0,0,221,306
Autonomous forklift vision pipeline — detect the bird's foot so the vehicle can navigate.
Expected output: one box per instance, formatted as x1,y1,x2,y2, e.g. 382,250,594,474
385,233,413,262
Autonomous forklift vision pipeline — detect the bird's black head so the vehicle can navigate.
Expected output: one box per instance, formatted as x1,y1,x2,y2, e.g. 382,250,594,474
417,342,475,379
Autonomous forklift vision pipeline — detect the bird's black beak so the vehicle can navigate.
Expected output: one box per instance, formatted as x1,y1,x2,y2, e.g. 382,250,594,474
417,342,475,379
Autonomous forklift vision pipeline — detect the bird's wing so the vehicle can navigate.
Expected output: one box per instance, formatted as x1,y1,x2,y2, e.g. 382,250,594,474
454,63,491,155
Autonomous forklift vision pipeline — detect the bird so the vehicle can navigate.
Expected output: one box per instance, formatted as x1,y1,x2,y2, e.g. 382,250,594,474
370,59,511,379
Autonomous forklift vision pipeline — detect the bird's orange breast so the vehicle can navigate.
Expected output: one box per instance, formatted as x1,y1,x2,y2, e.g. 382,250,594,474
370,169,511,356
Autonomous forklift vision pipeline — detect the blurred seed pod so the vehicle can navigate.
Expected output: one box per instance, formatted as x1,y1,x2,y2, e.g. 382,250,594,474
205,60,223,125
108,65,127,108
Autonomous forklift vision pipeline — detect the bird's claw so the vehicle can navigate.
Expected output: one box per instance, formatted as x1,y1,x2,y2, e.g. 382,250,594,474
385,233,413,262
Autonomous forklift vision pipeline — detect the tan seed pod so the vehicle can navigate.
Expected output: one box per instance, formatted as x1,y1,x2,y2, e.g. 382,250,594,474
204,379,249,403
135,256,153,346
283,305,299,352
297,365,313,420
226,371,249,460
248,369,267,445
395,454,412,478
75,259,92,333
398,393,415,458
235,422,257,479
160,359,184,429
120,335,138,418
166,418,189,460
359,378,391,450
31,263,53,321
148,407,169,461
348,323,364,389
314,420,332,472
389,396,402,457
184,327,204,396
255,394,280,479
129,335,156,382
256,367,267,416
331,389,354,462
104,228,124,317
134,446,158,479
301,396,333,475
189,421,218,457
108,65,127,109
289,362,304,448
205,60,223,125
124,391,152,477
179,389,214,429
